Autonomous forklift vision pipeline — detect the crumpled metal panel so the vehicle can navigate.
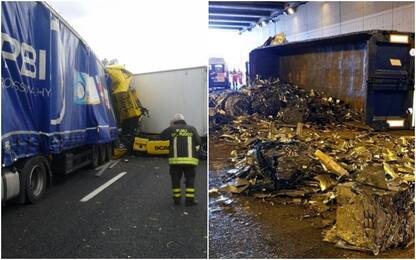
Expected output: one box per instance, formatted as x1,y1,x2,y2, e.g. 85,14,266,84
334,182,415,255
223,94,251,117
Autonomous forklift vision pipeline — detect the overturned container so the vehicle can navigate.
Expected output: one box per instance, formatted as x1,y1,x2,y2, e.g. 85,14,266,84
249,30,415,129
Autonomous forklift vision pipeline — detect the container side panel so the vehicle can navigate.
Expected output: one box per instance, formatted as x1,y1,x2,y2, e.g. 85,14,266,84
1,2,117,167
249,31,414,127
131,67,207,136
279,44,367,110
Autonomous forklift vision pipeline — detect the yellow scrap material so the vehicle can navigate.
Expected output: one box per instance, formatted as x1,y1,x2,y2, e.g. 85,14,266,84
383,163,399,179
113,148,127,159
382,148,398,162
271,32,288,46
314,150,348,177
397,166,414,174
296,122,304,137
401,174,415,182
314,174,336,192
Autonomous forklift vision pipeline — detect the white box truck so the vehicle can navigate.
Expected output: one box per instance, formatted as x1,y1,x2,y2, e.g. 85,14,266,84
131,66,207,137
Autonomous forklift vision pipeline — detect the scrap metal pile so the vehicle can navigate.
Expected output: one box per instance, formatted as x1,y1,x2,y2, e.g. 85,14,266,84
210,79,415,255
209,79,362,131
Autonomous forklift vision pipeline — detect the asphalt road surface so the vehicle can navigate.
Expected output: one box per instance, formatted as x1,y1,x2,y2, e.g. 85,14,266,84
2,155,207,258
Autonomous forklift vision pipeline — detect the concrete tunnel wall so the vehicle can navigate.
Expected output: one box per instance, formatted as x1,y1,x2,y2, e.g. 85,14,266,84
229,1,415,69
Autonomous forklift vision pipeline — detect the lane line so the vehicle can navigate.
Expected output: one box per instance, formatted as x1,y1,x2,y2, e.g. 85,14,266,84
94,160,114,171
109,158,121,169
80,172,127,202
95,161,113,177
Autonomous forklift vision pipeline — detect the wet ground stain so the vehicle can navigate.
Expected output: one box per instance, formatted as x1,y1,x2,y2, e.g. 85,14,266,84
209,137,414,258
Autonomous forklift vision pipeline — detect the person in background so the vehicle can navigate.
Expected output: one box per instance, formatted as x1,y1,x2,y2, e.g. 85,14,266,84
232,69,238,89
238,69,243,86
228,70,233,89
161,114,201,206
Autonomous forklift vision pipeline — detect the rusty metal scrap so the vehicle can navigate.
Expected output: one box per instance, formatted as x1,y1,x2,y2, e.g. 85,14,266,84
314,150,349,177
217,124,414,254
314,174,337,192
209,79,362,132
217,121,414,197
211,113,414,254
210,78,414,255
330,182,415,255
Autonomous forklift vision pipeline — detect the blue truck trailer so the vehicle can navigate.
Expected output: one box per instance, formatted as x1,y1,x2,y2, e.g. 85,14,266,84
1,2,118,203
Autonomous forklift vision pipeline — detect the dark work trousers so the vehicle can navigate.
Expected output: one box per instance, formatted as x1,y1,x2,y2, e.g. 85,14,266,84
170,164,196,200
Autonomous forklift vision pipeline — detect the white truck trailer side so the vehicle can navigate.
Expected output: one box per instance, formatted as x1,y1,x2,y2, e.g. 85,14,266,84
131,66,207,137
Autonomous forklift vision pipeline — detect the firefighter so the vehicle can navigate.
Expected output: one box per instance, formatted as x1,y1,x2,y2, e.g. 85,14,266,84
161,113,201,206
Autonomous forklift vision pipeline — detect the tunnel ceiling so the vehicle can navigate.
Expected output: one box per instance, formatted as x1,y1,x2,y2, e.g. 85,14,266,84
209,1,306,32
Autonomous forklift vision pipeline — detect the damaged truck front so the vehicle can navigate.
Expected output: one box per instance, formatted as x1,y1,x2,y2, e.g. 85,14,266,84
1,2,118,203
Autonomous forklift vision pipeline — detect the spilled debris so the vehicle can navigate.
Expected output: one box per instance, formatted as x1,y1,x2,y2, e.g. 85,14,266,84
210,78,414,255
209,79,362,131
327,182,415,255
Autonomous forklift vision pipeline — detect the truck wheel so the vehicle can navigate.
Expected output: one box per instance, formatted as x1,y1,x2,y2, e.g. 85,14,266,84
106,143,113,161
18,157,47,204
99,144,106,164
91,145,99,168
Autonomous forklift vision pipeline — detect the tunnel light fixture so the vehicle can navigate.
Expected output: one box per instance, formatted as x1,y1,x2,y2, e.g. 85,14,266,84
261,21,266,27
284,6,296,15
390,34,409,44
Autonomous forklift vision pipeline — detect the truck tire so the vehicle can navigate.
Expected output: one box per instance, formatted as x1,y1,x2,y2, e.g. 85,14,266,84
106,143,113,161
99,144,106,164
90,145,99,168
17,156,47,204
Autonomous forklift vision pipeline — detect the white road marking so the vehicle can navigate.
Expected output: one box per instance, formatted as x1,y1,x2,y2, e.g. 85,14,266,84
80,172,127,202
109,158,121,169
94,165,104,171
95,161,113,177
94,160,114,171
